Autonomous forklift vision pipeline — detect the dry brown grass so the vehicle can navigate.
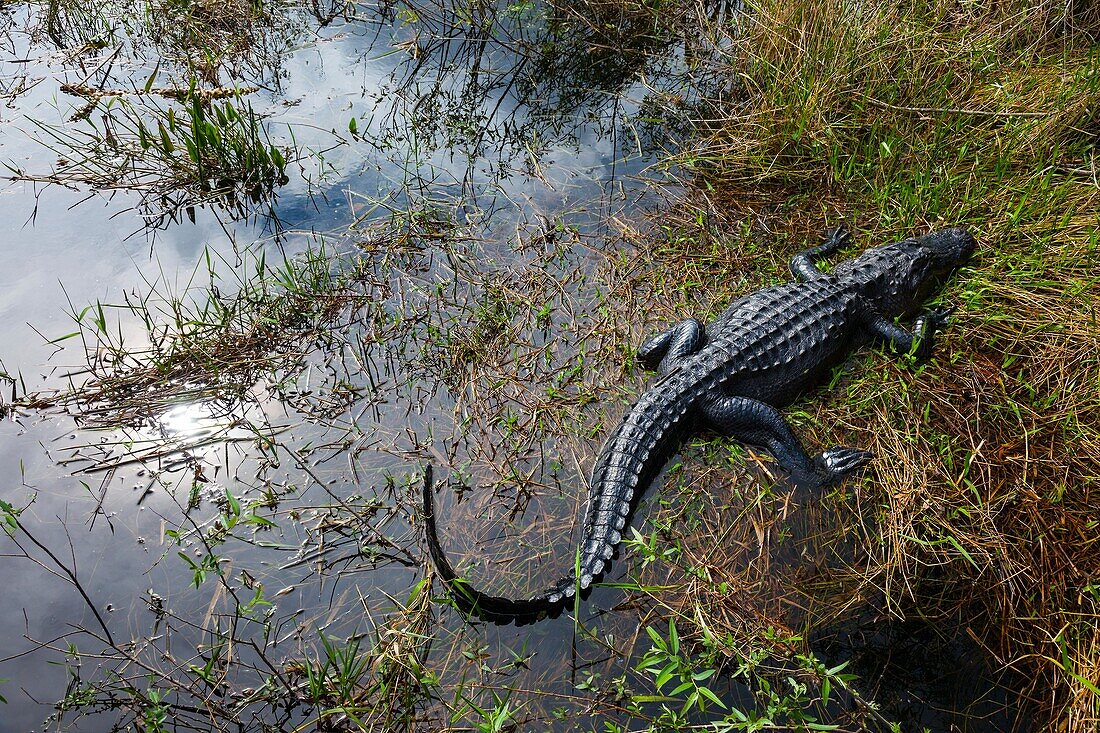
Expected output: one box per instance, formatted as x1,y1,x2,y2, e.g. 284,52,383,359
624,1,1100,730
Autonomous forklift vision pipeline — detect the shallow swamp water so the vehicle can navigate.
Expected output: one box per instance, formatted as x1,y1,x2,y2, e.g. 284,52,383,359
0,1,1030,731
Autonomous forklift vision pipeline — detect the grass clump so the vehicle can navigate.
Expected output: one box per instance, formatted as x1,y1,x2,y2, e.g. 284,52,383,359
145,0,277,83
32,0,304,85
25,477,436,733
11,88,292,225
633,618,865,732
17,240,356,433
291,579,435,731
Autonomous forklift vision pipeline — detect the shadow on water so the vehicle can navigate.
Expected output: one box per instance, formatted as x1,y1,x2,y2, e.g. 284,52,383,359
0,0,1026,731
812,614,1026,733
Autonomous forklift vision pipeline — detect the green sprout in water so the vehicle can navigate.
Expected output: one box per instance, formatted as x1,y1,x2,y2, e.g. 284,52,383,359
12,86,295,226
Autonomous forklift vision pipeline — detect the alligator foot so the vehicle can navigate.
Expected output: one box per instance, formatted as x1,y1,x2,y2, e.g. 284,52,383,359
813,447,873,485
790,225,851,281
865,303,957,361
819,225,851,254
917,305,956,334
701,395,828,481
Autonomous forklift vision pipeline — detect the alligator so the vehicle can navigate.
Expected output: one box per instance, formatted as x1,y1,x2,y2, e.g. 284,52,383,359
423,225,975,622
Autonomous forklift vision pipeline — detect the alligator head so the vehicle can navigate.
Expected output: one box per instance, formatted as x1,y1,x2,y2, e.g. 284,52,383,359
837,227,976,318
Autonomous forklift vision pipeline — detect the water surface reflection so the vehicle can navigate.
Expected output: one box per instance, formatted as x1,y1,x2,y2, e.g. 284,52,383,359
0,0,714,729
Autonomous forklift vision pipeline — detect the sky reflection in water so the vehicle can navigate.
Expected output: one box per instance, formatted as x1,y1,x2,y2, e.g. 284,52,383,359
0,1,700,729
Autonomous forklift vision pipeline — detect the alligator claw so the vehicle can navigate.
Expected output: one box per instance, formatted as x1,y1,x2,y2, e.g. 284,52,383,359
813,447,873,484
925,305,956,330
821,226,851,254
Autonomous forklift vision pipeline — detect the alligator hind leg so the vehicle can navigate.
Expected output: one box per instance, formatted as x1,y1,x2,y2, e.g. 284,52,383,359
790,226,851,282
637,318,704,373
700,395,871,486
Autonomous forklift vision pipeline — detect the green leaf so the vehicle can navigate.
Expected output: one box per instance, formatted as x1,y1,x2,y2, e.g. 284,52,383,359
645,626,665,650
183,137,199,165
157,122,174,153
629,694,678,704
143,62,159,93
226,490,241,518
670,680,693,696
47,331,81,344
242,514,276,528
407,577,427,605
944,533,979,569
655,663,676,690
697,685,726,709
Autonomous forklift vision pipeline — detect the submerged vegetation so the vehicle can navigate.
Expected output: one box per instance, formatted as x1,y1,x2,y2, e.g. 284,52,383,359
0,0,1097,732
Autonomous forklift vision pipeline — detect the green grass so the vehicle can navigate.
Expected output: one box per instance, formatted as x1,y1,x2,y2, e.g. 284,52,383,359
17,240,355,428
34,0,297,83
11,87,292,225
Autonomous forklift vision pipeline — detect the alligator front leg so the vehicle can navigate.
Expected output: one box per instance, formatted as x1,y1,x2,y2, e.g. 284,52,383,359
863,306,954,360
700,395,871,486
637,318,705,373
789,226,850,282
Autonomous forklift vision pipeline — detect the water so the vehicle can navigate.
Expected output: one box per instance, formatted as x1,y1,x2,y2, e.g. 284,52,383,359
0,2,1017,731
0,2,703,730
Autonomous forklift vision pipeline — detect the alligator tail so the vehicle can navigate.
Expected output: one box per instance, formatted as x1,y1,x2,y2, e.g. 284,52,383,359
422,465,568,622
421,384,691,623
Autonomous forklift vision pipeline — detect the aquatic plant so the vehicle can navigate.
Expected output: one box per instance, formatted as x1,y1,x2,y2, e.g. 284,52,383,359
10,88,293,226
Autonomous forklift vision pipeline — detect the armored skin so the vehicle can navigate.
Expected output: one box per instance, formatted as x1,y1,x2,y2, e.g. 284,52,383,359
424,226,976,622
